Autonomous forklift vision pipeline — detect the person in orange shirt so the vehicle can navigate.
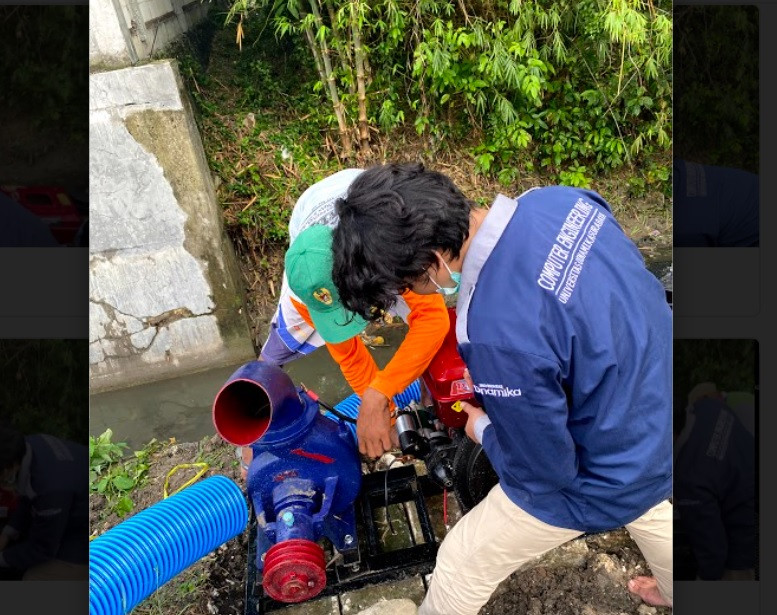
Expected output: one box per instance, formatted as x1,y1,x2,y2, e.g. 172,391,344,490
239,170,449,475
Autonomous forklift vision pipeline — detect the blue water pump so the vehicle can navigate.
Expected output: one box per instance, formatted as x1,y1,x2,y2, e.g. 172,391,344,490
212,362,361,603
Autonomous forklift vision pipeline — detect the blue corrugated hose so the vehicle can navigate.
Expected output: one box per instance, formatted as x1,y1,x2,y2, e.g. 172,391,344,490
89,475,248,615
323,379,422,442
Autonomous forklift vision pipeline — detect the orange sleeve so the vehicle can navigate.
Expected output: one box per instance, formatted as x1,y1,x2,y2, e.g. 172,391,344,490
368,291,450,401
290,297,378,398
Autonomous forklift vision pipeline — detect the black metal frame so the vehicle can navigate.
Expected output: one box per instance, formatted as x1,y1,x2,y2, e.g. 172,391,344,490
245,464,443,614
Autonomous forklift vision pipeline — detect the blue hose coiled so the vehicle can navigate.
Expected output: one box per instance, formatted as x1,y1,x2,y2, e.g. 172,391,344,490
324,379,422,442
89,475,248,615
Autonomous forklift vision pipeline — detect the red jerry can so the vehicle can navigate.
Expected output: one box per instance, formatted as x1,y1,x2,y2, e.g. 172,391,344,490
421,307,478,429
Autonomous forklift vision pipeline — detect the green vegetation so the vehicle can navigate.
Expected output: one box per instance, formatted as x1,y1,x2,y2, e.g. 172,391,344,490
169,1,671,276
222,0,671,185
89,430,161,519
171,11,342,251
89,430,235,522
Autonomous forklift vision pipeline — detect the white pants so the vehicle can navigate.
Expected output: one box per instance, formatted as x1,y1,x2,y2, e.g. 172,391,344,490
418,483,673,615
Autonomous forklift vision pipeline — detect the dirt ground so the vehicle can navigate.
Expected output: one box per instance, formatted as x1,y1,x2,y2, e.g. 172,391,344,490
90,436,672,615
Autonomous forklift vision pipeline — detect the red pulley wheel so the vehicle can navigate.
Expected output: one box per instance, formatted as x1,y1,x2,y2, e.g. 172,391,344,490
262,538,327,603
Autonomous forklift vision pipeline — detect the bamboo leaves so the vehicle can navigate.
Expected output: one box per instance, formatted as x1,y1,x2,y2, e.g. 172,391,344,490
222,0,671,179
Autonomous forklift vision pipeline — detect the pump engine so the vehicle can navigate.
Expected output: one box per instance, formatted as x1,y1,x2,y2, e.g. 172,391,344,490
395,307,498,510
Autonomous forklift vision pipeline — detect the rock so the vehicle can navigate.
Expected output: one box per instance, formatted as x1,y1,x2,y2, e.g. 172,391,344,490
637,605,658,615
586,529,637,550
591,552,626,589
353,598,418,615
341,577,425,614
527,597,543,615
528,537,589,571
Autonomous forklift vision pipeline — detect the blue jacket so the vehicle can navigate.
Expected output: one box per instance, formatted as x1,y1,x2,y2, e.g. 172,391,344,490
674,397,756,578
0,435,89,570
457,187,672,532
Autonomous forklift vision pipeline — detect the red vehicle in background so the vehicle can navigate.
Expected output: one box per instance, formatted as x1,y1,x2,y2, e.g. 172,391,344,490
0,185,86,246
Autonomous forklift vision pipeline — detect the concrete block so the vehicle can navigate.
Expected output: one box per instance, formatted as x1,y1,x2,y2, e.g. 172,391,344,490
88,60,255,392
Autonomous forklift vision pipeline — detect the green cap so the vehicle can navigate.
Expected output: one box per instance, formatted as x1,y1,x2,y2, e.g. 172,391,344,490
285,225,368,343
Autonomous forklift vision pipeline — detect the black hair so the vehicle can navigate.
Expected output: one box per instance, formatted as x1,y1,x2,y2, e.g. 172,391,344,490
0,423,26,470
332,162,474,320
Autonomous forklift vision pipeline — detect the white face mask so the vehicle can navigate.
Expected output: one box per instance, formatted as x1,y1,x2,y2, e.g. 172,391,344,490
427,255,462,295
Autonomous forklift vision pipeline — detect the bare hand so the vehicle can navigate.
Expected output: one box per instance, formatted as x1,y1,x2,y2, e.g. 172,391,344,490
356,387,392,458
460,400,487,442
460,368,486,443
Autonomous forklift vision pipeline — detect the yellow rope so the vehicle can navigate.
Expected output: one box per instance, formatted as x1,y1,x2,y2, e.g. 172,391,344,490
163,462,210,499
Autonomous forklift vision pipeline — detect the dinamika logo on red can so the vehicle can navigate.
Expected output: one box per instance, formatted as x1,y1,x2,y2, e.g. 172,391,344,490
449,378,472,397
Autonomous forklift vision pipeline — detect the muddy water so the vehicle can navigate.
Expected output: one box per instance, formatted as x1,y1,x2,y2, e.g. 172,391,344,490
89,325,407,450
91,255,672,450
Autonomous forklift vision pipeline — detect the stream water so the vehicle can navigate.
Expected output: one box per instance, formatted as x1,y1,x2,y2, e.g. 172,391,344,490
89,325,405,450
90,255,672,449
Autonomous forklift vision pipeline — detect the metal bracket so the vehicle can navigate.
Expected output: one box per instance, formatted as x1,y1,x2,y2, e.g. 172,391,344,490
245,464,443,614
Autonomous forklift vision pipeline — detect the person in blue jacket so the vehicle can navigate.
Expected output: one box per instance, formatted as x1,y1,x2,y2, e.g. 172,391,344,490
0,424,88,580
674,382,756,580
330,163,673,613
